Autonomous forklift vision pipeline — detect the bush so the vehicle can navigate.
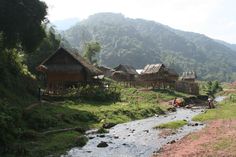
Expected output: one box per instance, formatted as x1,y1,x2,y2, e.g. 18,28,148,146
76,85,120,102
67,112,99,122
0,101,21,154
75,135,88,147
23,110,59,130
97,128,109,134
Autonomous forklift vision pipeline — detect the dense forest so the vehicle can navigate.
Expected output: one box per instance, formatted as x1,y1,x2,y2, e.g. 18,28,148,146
0,0,61,155
64,13,236,82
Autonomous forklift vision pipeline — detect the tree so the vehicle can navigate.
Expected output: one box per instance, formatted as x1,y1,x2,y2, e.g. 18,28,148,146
0,0,48,52
204,81,223,98
83,42,101,64
27,26,61,73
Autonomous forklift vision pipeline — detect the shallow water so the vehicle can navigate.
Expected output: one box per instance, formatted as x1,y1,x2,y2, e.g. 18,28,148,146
63,108,205,157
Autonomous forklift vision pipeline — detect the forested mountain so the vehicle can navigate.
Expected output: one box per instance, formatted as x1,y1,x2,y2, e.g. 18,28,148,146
215,39,236,51
63,13,236,81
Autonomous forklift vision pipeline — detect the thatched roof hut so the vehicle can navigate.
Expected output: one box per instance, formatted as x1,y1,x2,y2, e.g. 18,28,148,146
36,47,102,93
114,64,138,75
113,64,138,82
139,64,167,81
138,64,167,88
98,65,115,78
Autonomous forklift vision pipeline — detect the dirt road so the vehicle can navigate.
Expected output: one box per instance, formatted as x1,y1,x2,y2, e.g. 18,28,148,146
154,119,236,157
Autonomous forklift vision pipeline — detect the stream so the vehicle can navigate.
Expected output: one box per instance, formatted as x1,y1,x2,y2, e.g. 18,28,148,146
63,108,205,157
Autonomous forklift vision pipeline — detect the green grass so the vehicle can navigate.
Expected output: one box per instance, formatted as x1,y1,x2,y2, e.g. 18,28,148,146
64,100,165,126
153,89,191,101
154,120,187,130
27,131,83,157
192,101,236,121
120,88,190,103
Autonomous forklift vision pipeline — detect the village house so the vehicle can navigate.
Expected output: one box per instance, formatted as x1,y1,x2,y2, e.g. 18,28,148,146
98,65,115,78
139,64,168,88
112,64,138,82
176,71,199,95
36,47,102,94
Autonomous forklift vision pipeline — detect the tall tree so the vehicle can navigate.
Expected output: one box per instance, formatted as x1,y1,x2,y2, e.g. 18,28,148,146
27,26,61,73
83,42,101,64
0,0,48,52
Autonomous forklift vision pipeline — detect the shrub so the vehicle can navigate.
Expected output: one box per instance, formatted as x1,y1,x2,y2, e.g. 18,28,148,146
23,110,59,130
77,85,120,102
0,101,21,154
97,128,109,134
75,135,88,147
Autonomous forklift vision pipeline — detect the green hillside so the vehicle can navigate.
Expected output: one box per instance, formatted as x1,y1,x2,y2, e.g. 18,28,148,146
63,12,236,82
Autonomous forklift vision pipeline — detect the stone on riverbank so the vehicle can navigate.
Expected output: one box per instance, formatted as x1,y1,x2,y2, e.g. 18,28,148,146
97,141,108,147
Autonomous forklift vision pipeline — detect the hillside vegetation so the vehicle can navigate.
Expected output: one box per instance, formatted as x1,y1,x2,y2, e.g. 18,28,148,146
64,13,236,82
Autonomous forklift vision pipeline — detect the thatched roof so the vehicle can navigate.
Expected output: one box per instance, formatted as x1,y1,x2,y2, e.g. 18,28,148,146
36,47,102,75
98,65,115,72
114,64,138,75
141,64,165,74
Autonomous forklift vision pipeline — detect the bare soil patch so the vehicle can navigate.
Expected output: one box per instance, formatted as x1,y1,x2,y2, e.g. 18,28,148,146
154,119,236,157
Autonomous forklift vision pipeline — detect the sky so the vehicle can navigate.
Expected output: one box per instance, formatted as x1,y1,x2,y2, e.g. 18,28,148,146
42,0,236,44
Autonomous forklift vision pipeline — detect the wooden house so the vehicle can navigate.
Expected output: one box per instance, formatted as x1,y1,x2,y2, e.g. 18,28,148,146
139,64,168,88
36,47,102,94
98,65,115,78
176,71,199,95
175,81,199,95
113,64,138,81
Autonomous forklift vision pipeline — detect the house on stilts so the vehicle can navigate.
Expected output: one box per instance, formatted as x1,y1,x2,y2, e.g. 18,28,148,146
36,47,102,94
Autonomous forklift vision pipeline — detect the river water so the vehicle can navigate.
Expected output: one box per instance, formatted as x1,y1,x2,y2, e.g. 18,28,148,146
63,108,205,157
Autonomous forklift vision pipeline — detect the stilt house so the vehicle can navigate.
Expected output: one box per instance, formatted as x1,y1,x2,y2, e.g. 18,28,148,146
36,47,102,93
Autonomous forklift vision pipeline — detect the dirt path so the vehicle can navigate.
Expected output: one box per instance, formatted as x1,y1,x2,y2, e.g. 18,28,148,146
153,119,236,157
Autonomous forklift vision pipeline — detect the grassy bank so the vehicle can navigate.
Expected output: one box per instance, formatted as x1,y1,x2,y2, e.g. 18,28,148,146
192,99,236,121
154,120,187,130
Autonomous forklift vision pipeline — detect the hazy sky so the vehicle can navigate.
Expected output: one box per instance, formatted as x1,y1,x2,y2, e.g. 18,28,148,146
42,0,236,44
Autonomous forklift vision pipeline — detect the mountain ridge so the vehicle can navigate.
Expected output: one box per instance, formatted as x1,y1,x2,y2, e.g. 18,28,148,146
63,12,236,81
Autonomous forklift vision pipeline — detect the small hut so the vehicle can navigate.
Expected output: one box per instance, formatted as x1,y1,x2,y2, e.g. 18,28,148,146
113,64,138,81
180,71,196,82
175,81,199,95
139,64,168,88
98,65,115,78
36,47,102,94
176,71,199,95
